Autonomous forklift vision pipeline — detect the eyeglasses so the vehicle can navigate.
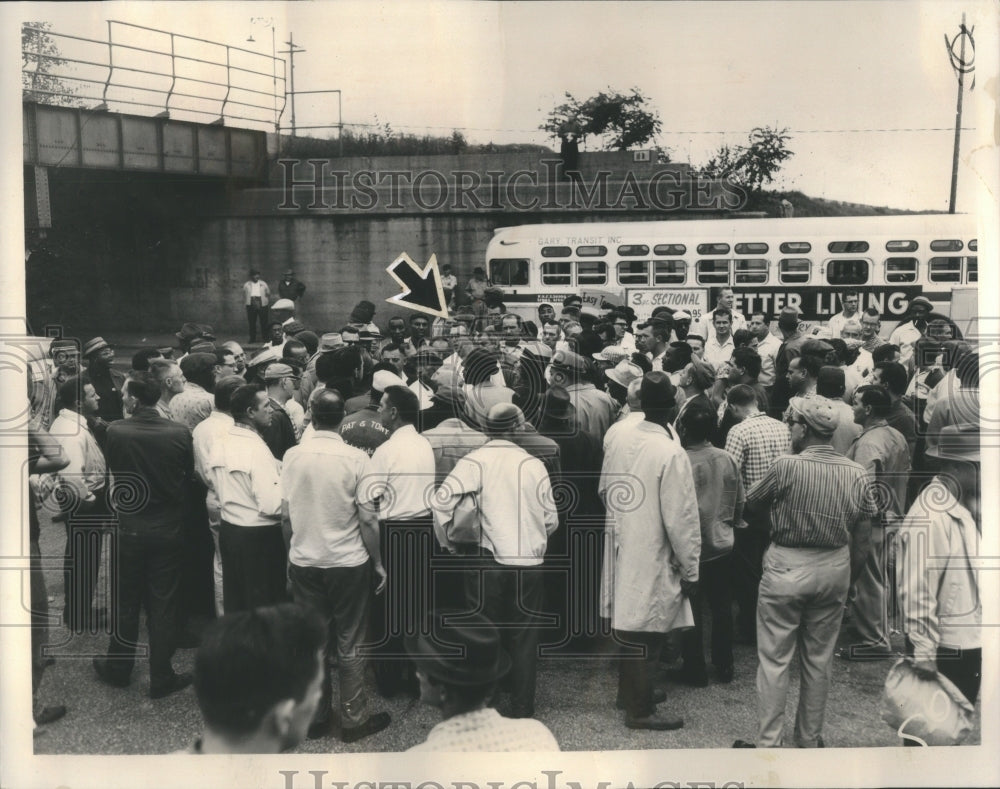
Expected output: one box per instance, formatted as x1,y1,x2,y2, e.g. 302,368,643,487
784,417,804,426
614,322,627,327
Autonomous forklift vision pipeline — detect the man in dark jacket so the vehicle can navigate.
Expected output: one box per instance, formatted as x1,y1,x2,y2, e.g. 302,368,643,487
93,372,195,699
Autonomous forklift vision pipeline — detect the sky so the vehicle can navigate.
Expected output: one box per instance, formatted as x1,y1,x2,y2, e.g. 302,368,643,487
12,0,998,213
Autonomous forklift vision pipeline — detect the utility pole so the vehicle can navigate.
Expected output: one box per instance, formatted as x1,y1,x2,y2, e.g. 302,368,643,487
945,13,975,214
279,33,306,138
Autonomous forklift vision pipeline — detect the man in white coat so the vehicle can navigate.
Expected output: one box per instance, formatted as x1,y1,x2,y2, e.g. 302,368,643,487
599,371,701,730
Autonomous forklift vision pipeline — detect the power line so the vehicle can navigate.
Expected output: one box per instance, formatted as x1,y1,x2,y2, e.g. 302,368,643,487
338,121,975,135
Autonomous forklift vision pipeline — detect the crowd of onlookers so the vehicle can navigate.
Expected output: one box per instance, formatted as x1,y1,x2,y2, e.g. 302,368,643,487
25,280,981,752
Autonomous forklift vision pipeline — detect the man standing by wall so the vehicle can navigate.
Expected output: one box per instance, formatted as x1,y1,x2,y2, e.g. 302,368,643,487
93,373,195,699
277,269,306,302
242,270,270,344
735,396,879,749
282,389,392,743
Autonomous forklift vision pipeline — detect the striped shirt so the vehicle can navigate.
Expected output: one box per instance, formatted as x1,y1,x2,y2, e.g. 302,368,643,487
746,445,881,548
724,411,791,490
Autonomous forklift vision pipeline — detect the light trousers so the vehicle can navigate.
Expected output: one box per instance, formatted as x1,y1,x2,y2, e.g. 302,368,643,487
756,544,850,747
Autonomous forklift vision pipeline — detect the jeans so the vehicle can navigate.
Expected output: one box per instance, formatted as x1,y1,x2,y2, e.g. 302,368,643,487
289,562,373,728
756,544,850,747
104,527,184,687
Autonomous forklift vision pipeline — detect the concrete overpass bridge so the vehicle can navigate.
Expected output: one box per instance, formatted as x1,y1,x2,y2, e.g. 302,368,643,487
22,22,734,339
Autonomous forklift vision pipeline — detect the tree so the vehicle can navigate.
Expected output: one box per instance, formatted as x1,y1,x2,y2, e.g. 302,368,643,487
700,126,794,193
541,87,662,151
22,22,79,106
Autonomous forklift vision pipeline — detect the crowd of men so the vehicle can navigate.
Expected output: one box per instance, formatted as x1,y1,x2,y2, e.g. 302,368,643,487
25,281,982,751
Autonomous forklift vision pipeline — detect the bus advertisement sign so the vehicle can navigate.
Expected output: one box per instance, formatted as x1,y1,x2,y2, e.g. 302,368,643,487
626,288,708,323
711,286,924,322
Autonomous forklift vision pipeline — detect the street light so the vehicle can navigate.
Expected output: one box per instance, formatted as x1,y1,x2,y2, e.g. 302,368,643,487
247,17,278,136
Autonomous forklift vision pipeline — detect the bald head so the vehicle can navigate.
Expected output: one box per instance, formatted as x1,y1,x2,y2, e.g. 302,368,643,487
309,388,346,430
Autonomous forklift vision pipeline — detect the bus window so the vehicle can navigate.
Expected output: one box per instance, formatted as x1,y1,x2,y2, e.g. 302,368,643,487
734,258,768,284
929,256,961,283
576,260,607,285
780,241,811,253
541,246,571,258
930,239,963,252
779,258,810,284
618,244,649,256
617,260,649,285
969,239,977,252
489,258,529,287
735,242,768,254
697,243,730,255
884,258,917,283
966,257,978,283
828,241,869,253
827,260,869,285
541,261,572,285
653,260,686,284
697,259,730,284
886,240,918,252
576,245,607,257
653,243,686,255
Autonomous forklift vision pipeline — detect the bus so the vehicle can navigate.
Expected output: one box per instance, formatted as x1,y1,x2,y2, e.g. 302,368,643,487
483,214,979,333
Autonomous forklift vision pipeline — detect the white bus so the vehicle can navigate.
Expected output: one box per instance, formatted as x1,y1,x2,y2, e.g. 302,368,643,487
483,214,978,333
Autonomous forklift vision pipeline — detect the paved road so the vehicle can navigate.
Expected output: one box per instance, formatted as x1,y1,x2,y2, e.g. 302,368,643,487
29,526,979,755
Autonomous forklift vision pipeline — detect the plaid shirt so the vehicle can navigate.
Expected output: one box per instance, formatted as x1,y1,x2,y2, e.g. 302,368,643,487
747,445,881,548
724,411,791,490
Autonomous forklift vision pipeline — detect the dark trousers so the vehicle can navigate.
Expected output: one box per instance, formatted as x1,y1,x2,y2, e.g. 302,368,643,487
246,304,270,343
681,554,734,671
733,523,768,640
62,507,113,631
464,559,546,717
104,528,183,687
615,629,664,718
371,518,434,696
180,486,217,629
290,562,373,728
219,522,288,613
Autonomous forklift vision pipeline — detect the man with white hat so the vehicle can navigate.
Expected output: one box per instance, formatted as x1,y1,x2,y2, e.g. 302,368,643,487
734,395,881,748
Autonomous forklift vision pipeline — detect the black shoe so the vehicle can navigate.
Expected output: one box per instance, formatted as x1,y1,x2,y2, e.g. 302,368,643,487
307,717,336,740
616,687,667,710
625,712,684,730
92,657,130,689
662,667,709,687
716,665,734,683
149,672,193,699
33,705,67,725
341,712,391,744
732,739,757,748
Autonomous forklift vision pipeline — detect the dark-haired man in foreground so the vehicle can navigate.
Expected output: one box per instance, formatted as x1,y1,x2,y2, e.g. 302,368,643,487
188,603,326,753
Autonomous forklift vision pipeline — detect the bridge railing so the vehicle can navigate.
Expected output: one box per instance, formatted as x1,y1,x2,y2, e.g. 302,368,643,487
22,21,286,132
